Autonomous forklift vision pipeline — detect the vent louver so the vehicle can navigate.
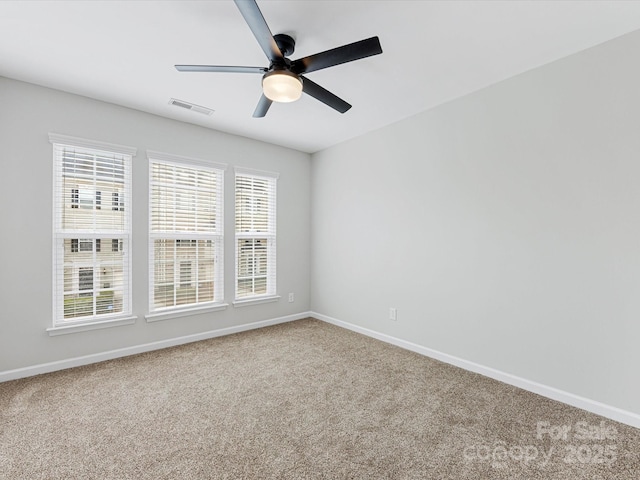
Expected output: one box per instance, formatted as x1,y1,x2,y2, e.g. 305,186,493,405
169,98,214,116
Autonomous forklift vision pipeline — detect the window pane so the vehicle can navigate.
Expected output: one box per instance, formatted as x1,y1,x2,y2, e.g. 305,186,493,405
236,237,271,298
60,237,126,320
237,278,253,298
197,240,215,303
150,162,219,234
64,294,94,319
153,239,175,309
180,261,192,288
61,147,127,231
254,276,267,295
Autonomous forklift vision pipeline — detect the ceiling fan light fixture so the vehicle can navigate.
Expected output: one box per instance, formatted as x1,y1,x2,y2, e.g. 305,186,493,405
262,70,303,103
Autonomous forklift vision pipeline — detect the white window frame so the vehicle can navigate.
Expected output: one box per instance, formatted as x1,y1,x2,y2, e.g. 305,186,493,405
49,133,137,336
233,167,279,306
146,151,227,322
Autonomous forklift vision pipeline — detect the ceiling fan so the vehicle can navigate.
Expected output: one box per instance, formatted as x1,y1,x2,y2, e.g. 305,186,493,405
175,0,383,118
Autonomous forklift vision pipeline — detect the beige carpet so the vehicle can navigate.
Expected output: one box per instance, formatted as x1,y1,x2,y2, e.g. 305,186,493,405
1,318,638,479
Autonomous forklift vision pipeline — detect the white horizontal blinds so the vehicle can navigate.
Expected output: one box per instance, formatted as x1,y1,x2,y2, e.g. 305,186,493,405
149,158,224,312
150,162,220,232
235,175,273,233
52,140,133,326
235,170,277,299
58,147,127,232
236,237,272,296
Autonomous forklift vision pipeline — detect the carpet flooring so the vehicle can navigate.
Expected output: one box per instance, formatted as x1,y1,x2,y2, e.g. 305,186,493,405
1,318,638,479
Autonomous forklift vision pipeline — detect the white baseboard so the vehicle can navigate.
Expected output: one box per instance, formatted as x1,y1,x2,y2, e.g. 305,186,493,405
0,312,311,383
311,312,640,430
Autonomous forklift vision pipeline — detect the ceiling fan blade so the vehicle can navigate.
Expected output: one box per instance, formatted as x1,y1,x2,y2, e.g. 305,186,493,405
175,65,267,74
234,0,283,62
253,94,273,118
301,76,351,114
291,36,382,75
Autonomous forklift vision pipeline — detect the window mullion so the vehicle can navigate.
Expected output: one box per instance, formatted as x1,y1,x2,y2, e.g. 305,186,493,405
251,237,256,294
173,239,178,307
92,237,97,316
195,240,200,302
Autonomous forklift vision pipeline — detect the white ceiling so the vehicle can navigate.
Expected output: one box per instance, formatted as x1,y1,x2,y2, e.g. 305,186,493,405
2,1,640,153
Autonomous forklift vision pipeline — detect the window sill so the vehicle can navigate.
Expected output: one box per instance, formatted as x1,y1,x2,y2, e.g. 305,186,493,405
145,303,229,323
232,295,281,308
47,315,137,336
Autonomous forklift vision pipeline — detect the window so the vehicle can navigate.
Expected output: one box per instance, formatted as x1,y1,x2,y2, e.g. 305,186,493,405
51,134,135,328
79,188,93,209
148,151,225,314
112,192,123,211
234,168,278,300
79,239,93,252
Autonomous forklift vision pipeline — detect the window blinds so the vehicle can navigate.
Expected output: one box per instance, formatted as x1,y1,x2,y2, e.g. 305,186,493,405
149,156,224,312
51,135,134,326
235,169,277,299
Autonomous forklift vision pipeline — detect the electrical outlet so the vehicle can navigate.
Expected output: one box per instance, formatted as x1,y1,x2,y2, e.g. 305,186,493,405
389,307,397,321
288,292,294,303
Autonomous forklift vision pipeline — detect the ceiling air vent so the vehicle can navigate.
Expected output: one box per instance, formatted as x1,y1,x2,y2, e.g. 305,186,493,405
169,98,214,116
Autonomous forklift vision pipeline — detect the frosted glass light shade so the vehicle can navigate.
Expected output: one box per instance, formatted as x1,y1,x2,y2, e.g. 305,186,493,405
262,71,303,103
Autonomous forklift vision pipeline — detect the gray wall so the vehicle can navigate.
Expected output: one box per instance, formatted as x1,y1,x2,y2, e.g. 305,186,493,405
311,30,640,415
0,77,311,371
